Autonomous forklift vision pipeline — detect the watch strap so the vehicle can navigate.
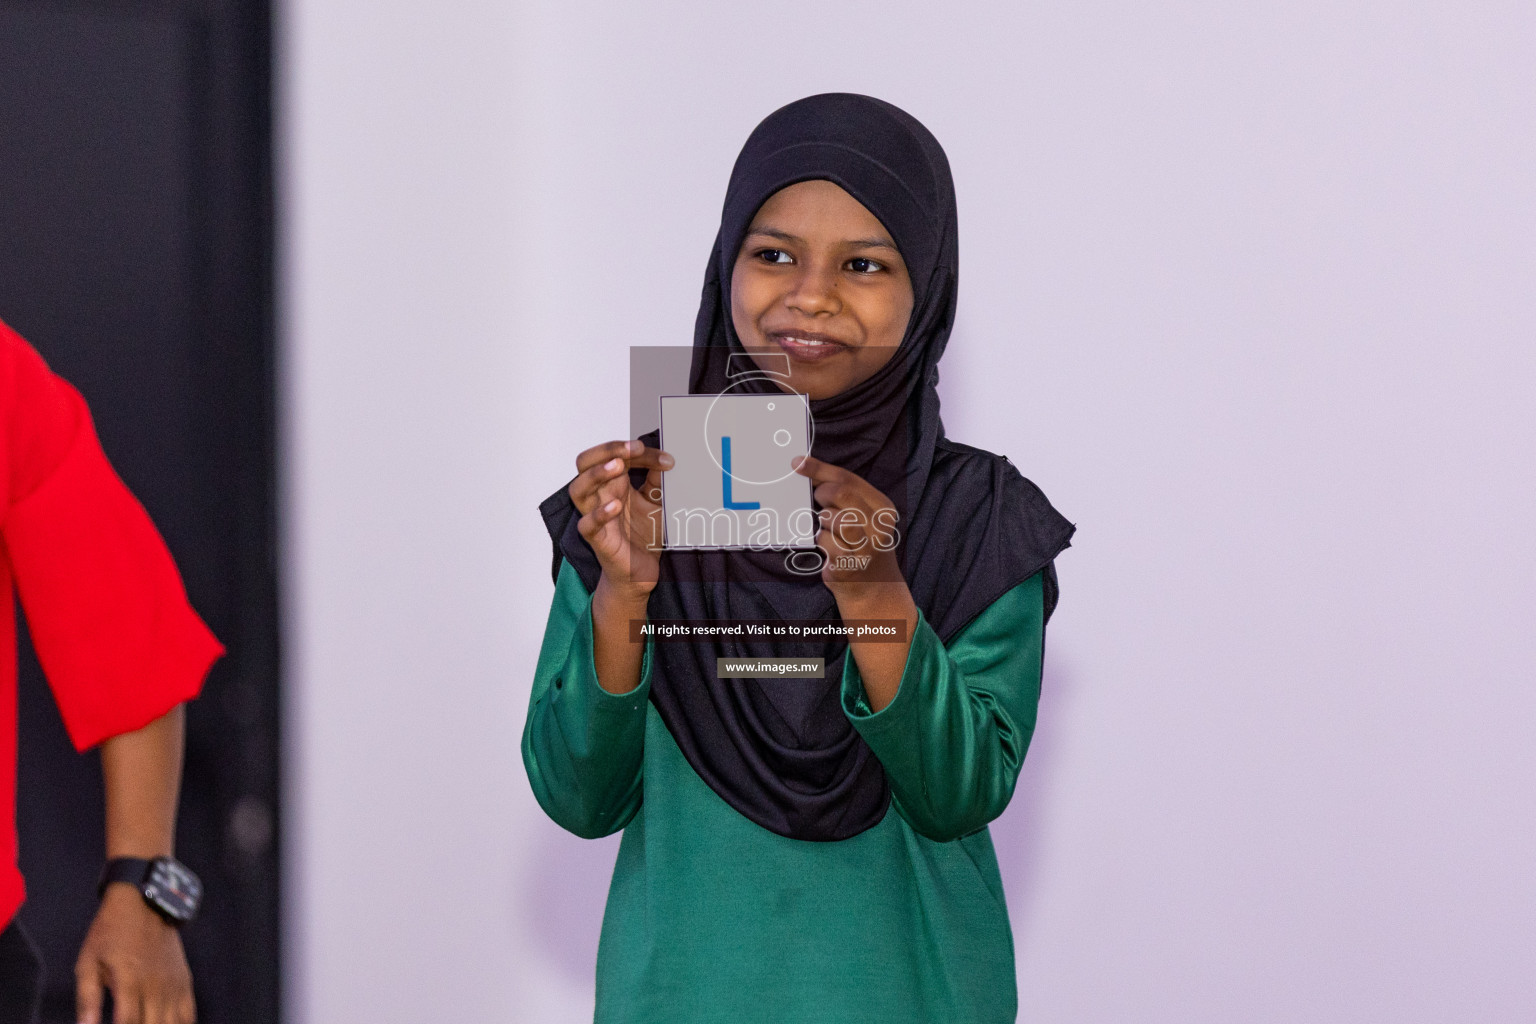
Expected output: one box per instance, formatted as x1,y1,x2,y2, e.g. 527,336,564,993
97,857,154,900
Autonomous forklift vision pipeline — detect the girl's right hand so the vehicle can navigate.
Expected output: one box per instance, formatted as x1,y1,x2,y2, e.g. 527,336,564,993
569,439,674,597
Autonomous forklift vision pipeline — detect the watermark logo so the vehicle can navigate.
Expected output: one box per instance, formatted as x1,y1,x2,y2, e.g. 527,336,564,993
631,346,904,581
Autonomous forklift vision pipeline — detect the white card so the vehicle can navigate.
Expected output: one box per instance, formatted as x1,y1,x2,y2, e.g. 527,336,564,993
659,394,815,550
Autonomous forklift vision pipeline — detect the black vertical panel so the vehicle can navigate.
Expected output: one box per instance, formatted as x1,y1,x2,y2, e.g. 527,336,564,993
0,0,277,1021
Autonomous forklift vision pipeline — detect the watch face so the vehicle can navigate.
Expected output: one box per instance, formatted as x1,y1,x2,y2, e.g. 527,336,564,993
143,858,202,924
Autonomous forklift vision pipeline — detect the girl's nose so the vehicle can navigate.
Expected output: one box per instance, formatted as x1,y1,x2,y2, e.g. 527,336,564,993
785,263,842,317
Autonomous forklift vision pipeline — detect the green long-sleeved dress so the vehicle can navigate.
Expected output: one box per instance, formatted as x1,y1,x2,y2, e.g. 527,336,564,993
522,558,1045,1023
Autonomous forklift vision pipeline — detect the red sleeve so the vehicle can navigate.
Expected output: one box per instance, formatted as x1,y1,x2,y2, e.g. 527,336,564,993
1,321,224,751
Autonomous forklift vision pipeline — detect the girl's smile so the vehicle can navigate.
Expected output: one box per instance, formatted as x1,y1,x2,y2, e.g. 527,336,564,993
769,329,848,362
730,179,914,400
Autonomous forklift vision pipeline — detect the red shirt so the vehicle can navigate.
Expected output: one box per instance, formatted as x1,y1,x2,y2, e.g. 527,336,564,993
0,319,223,927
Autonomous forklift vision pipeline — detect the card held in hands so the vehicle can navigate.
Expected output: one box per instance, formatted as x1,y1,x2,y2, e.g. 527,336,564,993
659,394,815,550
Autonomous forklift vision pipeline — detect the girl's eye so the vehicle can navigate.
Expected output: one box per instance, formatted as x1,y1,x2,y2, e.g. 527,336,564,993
757,249,793,265
847,257,884,274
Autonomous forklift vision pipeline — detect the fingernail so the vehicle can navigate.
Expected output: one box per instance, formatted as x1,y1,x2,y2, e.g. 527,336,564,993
627,440,642,453
605,458,622,471
606,499,621,512
659,453,675,468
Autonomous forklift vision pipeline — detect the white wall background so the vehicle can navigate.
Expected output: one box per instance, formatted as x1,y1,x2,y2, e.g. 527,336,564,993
281,2,1536,1021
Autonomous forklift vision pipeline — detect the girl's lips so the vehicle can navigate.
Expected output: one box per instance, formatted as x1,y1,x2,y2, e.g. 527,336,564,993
771,332,848,362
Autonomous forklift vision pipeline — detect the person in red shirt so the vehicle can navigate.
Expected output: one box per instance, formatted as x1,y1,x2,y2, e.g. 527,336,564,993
0,318,223,1024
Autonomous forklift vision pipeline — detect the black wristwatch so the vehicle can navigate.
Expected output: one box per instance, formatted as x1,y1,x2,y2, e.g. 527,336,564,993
97,856,203,926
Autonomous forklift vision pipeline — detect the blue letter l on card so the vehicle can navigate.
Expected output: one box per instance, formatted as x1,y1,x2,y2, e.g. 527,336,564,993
721,436,760,510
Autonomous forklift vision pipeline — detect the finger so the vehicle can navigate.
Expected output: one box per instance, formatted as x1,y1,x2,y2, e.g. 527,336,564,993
813,520,838,562
638,464,665,505
791,453,846,485
817,500,873,545
575,439,642,474
620,451,673,505
177,991,196,1024
626,447,673,506
141,987,168,1024
569,455,634,511
814,480,867,512
587,502,636,568
571,447,676,511
158,983,191,1024
575,500,626,554
812,507,852,551
575,440,672,474
636,455,672,507
576,498,624,537
76,958,106,1024
607,447,673,511
151,983,186,1024
111,978,144,1024
799,458,871,514
814,509,840,550
622,446,674,473
592,469,643,512
795,454,889,507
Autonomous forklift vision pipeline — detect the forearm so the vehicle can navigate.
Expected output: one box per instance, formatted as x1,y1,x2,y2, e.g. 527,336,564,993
592,575,650,695
523,662,647,838
100,703,185,858
843,576,1045,841
522,560,651,838
835,582,919,713
853,628,1023,839
79,701,195,1024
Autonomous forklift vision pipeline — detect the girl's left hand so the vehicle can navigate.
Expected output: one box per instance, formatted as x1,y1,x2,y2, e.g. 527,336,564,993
791,454,905,594
792,454,919,712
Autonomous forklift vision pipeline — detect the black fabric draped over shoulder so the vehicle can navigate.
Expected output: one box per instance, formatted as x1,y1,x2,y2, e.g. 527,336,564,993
540,93,1074,841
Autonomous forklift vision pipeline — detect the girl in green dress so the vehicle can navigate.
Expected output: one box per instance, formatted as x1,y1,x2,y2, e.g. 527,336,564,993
527,92,1074,1023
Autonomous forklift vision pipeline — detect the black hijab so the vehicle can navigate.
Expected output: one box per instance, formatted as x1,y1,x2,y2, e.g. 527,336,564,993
540,93,1074,841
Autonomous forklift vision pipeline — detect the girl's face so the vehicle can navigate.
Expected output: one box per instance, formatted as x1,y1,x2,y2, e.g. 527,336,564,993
731,180,914,401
